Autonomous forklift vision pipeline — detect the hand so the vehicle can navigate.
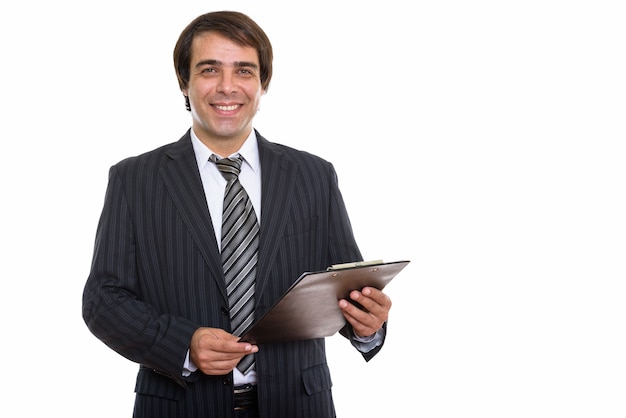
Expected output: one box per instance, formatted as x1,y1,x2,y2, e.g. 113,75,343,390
189,327,258,375
338,287,392,338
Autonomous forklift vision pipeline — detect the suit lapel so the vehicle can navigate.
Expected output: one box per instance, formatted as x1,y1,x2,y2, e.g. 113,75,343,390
255,133,296,297
159,131,227,300
156,131,296,306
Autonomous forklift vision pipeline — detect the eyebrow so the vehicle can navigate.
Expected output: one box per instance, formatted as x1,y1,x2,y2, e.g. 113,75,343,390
195,59,259,69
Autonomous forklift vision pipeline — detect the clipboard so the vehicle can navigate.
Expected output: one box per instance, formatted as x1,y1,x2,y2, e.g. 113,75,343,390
240,260,410,344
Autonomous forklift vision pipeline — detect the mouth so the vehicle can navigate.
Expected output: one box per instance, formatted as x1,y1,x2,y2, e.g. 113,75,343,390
214,104,240,111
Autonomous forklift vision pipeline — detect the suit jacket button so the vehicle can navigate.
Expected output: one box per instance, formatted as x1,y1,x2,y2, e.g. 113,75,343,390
221,306,229,316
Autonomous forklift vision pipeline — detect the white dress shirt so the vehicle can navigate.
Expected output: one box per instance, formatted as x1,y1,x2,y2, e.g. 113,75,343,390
185,128,261,385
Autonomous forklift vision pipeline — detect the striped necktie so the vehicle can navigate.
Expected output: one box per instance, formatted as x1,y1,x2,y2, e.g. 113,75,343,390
212,155,259,374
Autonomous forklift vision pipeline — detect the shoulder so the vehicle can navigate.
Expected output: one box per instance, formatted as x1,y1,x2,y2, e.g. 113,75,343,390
112,131,192,173
256,130,335,172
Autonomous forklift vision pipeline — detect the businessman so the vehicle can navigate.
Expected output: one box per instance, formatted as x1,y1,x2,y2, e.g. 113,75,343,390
83,10,392,418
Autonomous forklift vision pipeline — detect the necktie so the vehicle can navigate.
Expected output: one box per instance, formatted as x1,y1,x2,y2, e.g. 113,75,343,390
212,155,259,374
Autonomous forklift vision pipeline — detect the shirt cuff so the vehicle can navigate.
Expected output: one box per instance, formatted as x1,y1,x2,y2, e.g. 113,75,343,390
182,349,198,377
350,328,384,353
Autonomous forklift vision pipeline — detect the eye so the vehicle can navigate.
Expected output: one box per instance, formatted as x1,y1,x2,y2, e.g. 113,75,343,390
237,68,256,77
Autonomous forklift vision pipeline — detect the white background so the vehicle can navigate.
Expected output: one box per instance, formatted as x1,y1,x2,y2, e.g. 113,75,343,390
1,1,625,417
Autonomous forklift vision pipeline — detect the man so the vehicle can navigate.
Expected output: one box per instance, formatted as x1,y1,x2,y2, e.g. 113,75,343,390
83,10,392,418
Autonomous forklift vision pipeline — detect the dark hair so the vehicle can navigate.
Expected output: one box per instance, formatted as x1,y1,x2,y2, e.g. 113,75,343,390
173,11,273,92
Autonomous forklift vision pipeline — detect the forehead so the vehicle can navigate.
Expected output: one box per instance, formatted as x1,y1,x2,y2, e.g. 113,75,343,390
191,32,259,65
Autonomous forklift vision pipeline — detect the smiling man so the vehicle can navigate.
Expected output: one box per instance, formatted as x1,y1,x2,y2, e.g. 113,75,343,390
83,11,393,418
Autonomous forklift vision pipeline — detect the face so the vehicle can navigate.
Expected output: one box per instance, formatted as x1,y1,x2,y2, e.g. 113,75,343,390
184,32,264,150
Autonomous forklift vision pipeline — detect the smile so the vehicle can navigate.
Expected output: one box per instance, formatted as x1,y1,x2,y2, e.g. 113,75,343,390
214,104,239,111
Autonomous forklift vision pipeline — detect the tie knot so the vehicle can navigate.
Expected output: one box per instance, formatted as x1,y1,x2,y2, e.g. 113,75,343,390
212,155,242,181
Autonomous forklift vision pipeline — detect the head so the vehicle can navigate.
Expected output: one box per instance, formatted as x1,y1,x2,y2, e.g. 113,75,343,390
172,11,273,151
174,11,273,105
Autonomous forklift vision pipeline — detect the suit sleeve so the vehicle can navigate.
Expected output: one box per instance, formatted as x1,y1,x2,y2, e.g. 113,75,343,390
325,162,387,360
326,162,362,264
82,165,197,387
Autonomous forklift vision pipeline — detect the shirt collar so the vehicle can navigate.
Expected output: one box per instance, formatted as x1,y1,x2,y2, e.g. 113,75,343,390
190,129,260,174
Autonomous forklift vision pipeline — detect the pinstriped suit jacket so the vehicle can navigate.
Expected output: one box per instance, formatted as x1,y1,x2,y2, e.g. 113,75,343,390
83,129,385,418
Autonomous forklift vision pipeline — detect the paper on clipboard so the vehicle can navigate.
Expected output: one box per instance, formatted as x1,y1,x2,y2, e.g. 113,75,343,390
240,260,410,344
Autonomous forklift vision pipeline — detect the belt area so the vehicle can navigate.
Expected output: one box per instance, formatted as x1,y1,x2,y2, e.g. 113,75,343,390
233,384,258,410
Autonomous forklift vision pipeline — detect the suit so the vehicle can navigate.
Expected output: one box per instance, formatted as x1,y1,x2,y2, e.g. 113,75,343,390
83,129,385,417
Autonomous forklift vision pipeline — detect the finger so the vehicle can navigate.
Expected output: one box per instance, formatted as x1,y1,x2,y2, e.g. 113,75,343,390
342,308,377,337
236,342,259,355
356,288,392,318
348,289,383,316
195,344,258,375
339,298,377,328
360,287,392,309
201,358,241,375
199,329,255,354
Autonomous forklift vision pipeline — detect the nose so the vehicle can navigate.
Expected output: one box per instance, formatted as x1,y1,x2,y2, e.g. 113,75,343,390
217,73,236,95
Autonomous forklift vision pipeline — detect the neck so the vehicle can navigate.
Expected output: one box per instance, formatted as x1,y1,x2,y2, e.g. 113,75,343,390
194,130,251,157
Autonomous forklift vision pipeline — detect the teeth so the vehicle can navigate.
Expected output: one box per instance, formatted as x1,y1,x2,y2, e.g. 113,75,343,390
215,104,238,111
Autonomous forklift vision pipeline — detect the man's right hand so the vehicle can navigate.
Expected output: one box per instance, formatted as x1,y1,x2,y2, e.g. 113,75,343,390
189,327,259,375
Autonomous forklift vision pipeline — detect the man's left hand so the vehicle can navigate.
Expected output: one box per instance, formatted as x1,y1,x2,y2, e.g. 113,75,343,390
338,287,392,338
